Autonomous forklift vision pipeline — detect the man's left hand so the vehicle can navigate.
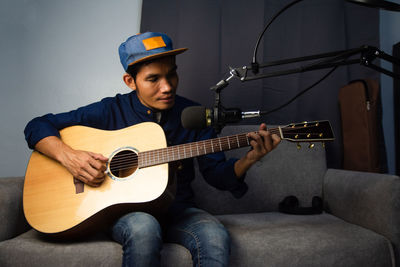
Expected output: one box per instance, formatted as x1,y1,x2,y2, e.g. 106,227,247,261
234,123,281,178
245,123,281,163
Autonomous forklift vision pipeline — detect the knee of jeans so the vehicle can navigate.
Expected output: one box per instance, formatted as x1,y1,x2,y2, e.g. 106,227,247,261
210,222,230,248
114,212,162,242
192,221,231,251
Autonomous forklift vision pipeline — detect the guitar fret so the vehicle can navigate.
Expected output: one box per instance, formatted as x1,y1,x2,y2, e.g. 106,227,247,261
162,148,165,163
149,150,152,165
148,150,151,165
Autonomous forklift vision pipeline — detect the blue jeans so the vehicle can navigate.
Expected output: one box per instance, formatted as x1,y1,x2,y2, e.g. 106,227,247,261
111,207,230,267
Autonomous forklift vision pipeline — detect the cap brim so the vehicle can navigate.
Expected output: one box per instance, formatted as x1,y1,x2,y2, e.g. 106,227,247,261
128,48,188,68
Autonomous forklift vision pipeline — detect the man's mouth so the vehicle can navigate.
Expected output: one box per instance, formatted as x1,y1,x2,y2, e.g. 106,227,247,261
159,96,174,103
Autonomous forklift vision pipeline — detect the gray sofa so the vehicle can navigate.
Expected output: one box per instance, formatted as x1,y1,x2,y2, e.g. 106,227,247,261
0,125,399,266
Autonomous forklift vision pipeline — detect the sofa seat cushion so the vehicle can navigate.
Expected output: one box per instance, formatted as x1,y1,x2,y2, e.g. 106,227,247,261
0,229,192,267
217,212,394,267
0,212,394,267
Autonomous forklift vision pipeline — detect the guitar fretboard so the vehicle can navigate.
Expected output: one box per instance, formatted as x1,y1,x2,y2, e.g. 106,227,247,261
138,132,254,168
136,120,333,169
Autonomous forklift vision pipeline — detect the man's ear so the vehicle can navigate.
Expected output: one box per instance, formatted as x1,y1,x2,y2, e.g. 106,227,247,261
123,73,136,91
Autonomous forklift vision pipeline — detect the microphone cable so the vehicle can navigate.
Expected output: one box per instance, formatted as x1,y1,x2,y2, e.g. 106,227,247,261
260,65,338,116
252,0,304,74
250,0,339,116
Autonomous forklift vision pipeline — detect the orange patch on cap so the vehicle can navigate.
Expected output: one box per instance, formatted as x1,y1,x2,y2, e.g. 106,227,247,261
142,36,167,51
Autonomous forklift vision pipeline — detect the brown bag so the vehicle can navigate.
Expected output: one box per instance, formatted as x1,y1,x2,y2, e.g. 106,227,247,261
338,79,386,173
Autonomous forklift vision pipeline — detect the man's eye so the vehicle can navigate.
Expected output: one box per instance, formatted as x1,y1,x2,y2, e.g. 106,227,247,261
147,77,158,82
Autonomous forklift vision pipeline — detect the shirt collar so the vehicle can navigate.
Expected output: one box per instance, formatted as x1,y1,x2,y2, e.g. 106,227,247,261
130,90,155,119
130,91,168,123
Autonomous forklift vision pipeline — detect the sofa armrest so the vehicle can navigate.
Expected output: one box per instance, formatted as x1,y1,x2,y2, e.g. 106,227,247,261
0,177,30,241
323,168,400,263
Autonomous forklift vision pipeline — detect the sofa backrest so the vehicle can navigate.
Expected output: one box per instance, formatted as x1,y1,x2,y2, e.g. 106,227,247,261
0,177,31,241
192,125,328,215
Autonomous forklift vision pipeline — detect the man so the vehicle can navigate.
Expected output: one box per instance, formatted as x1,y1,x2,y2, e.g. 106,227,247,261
24,32,281,267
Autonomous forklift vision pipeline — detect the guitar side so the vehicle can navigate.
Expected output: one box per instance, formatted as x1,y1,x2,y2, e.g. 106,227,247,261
23,122,170,236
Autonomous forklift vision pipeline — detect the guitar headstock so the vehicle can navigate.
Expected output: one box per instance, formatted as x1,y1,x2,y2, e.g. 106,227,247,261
280,120,334,143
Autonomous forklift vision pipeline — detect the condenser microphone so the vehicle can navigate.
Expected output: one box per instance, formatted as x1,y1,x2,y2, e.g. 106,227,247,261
181,106,261,130
181,106,212,129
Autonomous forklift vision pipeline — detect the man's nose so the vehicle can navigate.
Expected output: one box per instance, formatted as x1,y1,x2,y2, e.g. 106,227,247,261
159,78,173,92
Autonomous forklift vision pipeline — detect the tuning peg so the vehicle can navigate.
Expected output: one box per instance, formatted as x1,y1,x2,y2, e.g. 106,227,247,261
297,143,301,150
308,143,315,149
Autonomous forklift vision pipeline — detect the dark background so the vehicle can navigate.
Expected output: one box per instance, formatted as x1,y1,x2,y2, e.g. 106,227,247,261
141,0,381,169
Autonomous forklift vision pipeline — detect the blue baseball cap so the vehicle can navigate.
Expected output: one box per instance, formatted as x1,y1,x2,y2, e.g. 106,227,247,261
118,32,188,71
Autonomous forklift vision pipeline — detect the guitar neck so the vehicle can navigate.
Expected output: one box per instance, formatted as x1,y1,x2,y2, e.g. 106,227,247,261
137,120,334,168
138,128,281,168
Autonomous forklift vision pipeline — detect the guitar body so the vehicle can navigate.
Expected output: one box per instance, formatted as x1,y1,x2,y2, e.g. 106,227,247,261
23,122,172,237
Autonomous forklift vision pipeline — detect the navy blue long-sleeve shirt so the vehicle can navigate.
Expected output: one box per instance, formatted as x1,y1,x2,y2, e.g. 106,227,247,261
24,91,248,214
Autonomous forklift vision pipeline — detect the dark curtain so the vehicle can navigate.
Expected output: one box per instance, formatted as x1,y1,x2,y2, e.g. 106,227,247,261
394,42,400,175
140,0,380,169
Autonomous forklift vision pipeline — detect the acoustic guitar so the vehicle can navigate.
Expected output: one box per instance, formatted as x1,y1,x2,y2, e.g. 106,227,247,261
23,121,334,237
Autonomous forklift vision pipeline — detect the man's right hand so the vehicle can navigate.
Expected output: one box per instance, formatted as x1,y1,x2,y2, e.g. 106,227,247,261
35,136,108,187
59,149,108,187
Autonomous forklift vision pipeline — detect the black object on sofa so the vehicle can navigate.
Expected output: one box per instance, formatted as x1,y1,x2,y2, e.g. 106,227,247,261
0,125,399,266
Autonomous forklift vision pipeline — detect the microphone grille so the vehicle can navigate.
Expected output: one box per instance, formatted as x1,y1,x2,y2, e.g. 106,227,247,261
181,106,208,129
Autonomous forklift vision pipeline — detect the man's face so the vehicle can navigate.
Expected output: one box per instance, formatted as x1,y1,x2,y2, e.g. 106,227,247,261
130,56,178,111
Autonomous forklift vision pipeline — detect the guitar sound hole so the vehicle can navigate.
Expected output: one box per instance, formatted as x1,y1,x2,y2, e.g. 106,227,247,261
109,149,138,178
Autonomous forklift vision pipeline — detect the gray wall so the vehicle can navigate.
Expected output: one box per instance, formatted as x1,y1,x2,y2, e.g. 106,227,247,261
1,0,399,177
0,0,142,177
380,5,400,174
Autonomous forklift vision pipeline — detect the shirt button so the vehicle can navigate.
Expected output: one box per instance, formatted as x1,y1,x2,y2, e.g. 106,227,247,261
177,161,184,171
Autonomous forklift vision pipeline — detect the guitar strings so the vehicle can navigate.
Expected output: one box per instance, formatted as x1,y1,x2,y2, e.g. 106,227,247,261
108,127,321,170
108,124,326,171
109,133,250,170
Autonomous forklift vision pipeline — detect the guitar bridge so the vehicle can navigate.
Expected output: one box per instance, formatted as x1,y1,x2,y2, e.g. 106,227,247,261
73,177,84,194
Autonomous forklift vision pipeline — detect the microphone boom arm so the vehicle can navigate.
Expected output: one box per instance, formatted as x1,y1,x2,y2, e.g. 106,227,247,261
233,45,400,82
